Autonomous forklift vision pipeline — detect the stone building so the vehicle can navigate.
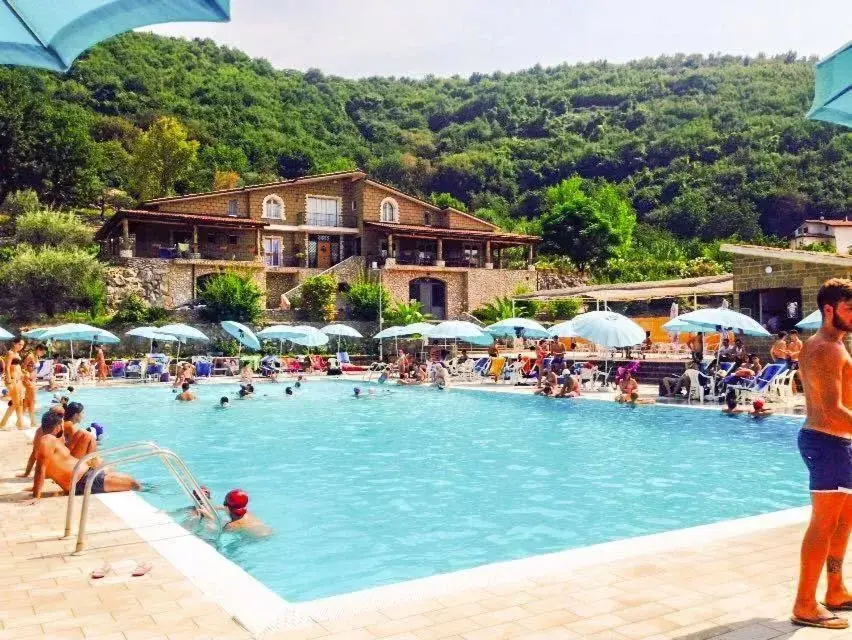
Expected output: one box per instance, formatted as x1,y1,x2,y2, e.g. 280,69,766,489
96,170,540,318
722,243,852,330
789,218,852,253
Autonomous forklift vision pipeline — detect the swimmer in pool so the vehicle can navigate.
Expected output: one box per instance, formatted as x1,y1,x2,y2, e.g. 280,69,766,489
222,489,271,537
721,389,744,415
217,396,230,409
353,387,362,398
285,387,293,396
749,398,773,418
175,382,197,402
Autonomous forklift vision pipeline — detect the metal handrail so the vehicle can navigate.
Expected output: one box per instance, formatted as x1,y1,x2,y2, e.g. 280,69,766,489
65,441,162,537
69,445,223,551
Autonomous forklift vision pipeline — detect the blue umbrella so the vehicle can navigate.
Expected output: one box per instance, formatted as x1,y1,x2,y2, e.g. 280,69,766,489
676,308,770,338
0,327,14,340
797,310,822,331
807,41,852,128
571,311,645,348
39,323,120,358
288,327,329,349
486,318,549,339
221,321,260,351
549,320,579,338
157,323,209,360
662,317,698,334
425,321,488,341
126,326,180,353
399,322,435,336
321,323,362,352
0,0,230,73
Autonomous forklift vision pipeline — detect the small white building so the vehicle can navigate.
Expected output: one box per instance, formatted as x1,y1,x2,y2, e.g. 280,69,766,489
790,218,852,253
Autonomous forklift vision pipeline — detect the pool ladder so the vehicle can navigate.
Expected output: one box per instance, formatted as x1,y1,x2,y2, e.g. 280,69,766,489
64,441,224,553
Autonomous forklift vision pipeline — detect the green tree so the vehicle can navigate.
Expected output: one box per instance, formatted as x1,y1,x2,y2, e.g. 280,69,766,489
197,272,262,322
128,116,199,200
428,192,468,211
15,210,94,248
299,274,337,321
345,278,390,321
0,245,104,317
540,177,623,272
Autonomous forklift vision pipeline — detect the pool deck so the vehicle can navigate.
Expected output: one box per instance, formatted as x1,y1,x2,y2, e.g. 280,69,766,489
0,378,829,640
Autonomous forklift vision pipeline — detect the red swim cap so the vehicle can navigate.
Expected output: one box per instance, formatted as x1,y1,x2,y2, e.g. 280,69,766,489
224,489,249,518
753,398,765,411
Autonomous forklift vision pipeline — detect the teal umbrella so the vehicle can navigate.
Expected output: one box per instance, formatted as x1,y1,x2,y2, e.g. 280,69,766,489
807,41,852,128
797,310,822,330
0,1,230,73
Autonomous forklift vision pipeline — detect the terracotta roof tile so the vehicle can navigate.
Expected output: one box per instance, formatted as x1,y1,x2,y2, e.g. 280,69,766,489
364,221,539,242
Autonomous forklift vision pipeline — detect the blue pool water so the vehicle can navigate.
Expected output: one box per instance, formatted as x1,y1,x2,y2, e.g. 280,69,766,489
57,381,807,601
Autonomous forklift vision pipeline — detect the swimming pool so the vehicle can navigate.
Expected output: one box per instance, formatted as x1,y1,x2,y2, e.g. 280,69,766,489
58,381,806,602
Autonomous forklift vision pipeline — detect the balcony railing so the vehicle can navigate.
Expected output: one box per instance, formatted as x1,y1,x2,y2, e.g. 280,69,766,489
296,211,358,228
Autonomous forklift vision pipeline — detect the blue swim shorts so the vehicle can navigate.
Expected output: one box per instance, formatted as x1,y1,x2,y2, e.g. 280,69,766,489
798,428,852,492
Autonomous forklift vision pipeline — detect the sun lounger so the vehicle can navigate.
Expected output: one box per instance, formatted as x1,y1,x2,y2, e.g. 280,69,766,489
34,359,53,381
684,368,715,404
260,356,281,377
110,360,126,378
53,362,70,383
144,362,165,383
728,363,787,403
338,352,367,372
472,357,490,378
487,357,507,382
194,359,212,378
124,359,143,379
309,355,328,372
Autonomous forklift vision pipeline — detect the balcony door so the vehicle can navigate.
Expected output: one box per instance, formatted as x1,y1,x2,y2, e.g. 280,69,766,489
306,196,340,227
263,237,281,267
409,278,446,319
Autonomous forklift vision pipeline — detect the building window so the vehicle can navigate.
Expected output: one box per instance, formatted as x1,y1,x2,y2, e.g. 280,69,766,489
380,197,399,223
262,194,284,220
424,211,431,226
228,234,238,245
227,199,238,216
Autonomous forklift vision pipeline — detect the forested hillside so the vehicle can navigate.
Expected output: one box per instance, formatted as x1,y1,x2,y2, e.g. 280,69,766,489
0,32,850,278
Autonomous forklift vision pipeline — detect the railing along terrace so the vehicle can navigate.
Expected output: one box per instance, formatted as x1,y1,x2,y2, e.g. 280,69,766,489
297,211,358,227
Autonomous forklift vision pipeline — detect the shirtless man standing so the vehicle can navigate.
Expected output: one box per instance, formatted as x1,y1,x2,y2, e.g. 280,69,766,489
31,411,139,498
792,279,852,630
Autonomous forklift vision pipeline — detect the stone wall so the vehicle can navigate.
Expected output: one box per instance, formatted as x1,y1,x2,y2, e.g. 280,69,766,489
381,266,537,319
731,254,852,312
536,269,585,291
105,258,170,309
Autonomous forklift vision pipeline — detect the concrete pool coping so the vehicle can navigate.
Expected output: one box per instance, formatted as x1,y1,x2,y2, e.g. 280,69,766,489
68,377,811,636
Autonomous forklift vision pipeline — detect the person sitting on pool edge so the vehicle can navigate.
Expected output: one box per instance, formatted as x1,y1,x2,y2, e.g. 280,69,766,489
30,411,140,498
534,369,559,396
615,371,639,402
222,489,271,536
626,390,655,406
18,402,97,479
176,382,197,402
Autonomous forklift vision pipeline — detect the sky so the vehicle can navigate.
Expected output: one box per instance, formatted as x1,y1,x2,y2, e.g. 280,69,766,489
147,0,852,78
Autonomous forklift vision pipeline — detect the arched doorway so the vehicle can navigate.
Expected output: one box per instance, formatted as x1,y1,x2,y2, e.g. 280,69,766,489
409,278,446,319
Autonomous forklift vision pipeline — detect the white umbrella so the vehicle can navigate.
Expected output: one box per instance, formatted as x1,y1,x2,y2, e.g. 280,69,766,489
425,321,487,340
157,323,209,360
125,326,180,353
22,327,49,339
221,321,261,362
257,325,310,355
797,310,822,331
321,323,363,353
676,308,771,338
549,320,579,338
374,325,408,356
399,322,435,336
288,326,329,349
0,327,13,340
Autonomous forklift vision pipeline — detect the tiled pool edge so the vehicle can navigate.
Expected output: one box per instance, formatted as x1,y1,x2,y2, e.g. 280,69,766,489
96,491,309,635
98,487,810,635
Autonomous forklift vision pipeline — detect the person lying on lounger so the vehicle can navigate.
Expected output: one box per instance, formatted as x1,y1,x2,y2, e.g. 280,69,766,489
29,411,139,498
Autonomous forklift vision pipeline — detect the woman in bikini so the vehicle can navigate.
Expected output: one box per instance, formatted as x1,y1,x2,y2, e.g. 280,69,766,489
0,355,26,429
95,344,108,383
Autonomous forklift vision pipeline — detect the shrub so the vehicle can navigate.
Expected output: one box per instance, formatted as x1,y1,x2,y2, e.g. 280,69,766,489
383,300,430,326
0,245,104,317
537,298,582,322
299,274,337,321
15,210,94,248
112,294,149,324
472,296,537,323
0,189,40,217
346,278,390,320
197,272,263,322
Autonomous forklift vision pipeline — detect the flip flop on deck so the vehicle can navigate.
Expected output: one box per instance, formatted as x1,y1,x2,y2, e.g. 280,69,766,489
791,614,848,629
90,563,110,579
824,601,852,612
131,561,152,577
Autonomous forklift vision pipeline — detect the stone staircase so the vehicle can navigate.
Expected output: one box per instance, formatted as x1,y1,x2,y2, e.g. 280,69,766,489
283,255,365,300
